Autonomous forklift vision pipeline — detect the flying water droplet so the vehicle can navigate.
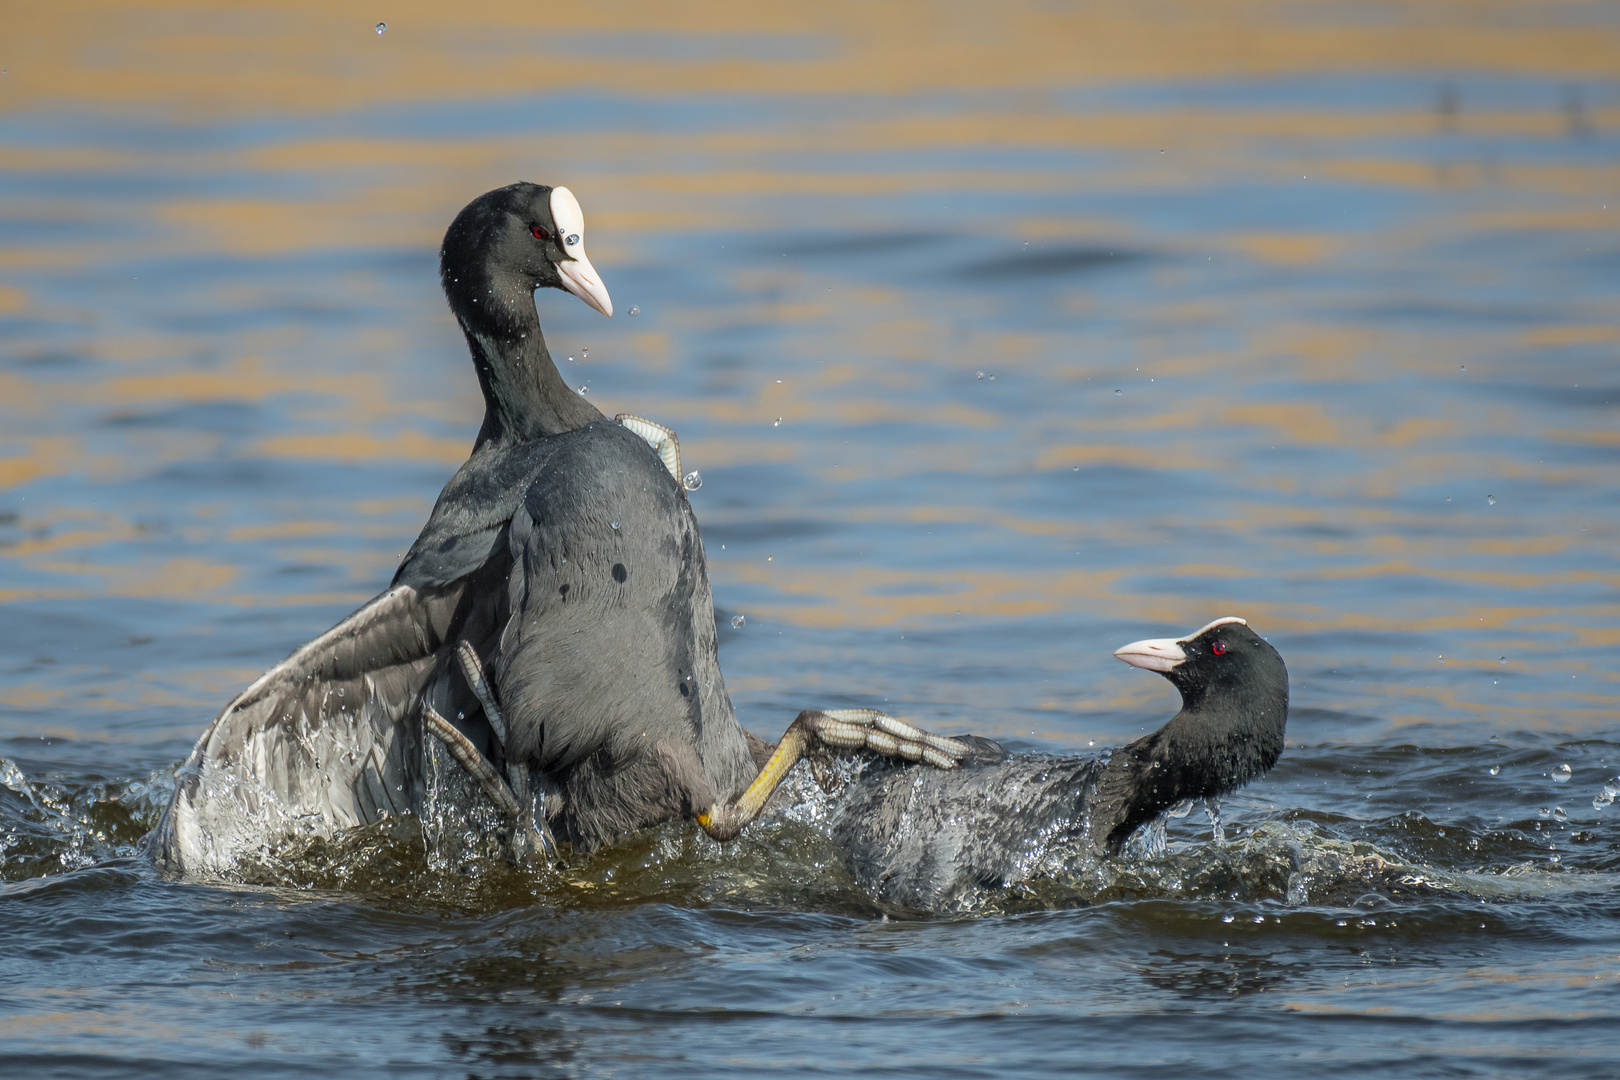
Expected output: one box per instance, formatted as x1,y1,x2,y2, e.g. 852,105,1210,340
1221,914,1235,924
578,385,588,394
581,348,588,359
1594,784,1619,810
1553,763,1572,783
1538,806,1551,818
1206,796,1224,843
730,615,745,629
682,471,702,491
1499,656,1507,665
1553,806,1569,821
628,306,640,316
1114,389,1122,396
1459,364,1466,371
375,22,387,34
568,355,575,363
976,372,986,380
1488,765,1500,776
610,521,620,530
773,418,781,427
1487,494,1496,505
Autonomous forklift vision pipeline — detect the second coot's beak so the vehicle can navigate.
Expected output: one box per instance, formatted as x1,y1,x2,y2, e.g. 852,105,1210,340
549,185,613,317
1113,637,1186,673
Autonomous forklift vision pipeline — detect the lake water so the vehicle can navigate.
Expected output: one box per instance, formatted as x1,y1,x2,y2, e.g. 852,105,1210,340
3,2,1619,1076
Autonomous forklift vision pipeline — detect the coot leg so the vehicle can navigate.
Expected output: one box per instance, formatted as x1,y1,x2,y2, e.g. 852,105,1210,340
696,709,970,841
422,690,557,865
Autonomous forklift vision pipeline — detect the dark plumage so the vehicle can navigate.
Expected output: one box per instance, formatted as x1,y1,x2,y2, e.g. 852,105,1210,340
827,618,1289,910
152,182,963,877
152,183,761,873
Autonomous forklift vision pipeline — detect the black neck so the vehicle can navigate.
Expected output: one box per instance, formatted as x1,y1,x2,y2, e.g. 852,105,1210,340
1088,696,1286,853
453,273,604,444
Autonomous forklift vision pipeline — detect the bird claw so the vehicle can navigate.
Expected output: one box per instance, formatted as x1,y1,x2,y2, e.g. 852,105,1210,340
422,645,559,866
616,413,682,483
803,708,970,770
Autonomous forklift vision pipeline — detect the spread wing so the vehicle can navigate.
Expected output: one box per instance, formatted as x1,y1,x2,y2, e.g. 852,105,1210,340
151,583,466,877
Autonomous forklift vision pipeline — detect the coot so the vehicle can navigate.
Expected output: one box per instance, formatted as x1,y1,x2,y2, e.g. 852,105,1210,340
827,617,1289,910
151,183,964,876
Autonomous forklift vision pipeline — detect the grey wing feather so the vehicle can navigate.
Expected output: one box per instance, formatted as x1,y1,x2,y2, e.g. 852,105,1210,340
151,583,464,877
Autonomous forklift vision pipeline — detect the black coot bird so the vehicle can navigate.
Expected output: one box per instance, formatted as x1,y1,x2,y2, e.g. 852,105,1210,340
827,617,1288,910
152,182,964,876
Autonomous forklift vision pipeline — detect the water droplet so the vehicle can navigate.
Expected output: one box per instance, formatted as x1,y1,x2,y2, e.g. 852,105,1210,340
581,348,588,359
1488,765,1500,776
628,306,640,316
1087,740,1095,747
1459,364,1466,371
610,521,620,530
1487,494,1496,505
1594,784,1619,810
1499,656,1507,665
976,371,986,380
578,385,588,394
1114,389,1122,396
1553,764,1572,783
773,418,782,427
568,355,575,363
682,471,702,491
1538,806,1551,818
730,615,745,629
1252,915,1265,924
375,22,387,34
1221,914,1234,924
1335,920,1348,927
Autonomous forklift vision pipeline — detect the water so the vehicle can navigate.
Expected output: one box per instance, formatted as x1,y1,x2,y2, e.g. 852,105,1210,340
3,2,1619,1075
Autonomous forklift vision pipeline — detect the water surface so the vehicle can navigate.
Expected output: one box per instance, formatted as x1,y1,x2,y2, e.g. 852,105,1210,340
2,2,1619,1076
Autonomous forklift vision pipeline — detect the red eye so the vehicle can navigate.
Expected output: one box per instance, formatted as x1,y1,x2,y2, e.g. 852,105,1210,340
1212,640,1227,656
531,225,550,240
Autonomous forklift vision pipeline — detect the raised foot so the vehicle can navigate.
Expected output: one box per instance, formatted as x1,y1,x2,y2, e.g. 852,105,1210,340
697,707,969,841
801,708,971,769
616,413,682,483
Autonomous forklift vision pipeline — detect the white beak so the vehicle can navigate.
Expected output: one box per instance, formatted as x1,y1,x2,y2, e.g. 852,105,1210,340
1114,637,1186,673
549,186,613,318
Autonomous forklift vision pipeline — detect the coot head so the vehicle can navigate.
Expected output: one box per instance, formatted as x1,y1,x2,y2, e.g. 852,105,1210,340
440,182,613,326
1110,616,1288,816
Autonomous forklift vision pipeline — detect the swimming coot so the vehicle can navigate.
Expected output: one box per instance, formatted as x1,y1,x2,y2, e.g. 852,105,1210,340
827,617,1288,910
151,182,965,876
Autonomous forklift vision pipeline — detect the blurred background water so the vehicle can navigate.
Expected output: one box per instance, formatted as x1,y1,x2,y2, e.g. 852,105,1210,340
1,1,1618,1076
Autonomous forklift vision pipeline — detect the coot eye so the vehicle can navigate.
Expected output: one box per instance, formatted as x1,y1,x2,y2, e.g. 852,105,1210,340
531,225,550,240
1212,640,1227,656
